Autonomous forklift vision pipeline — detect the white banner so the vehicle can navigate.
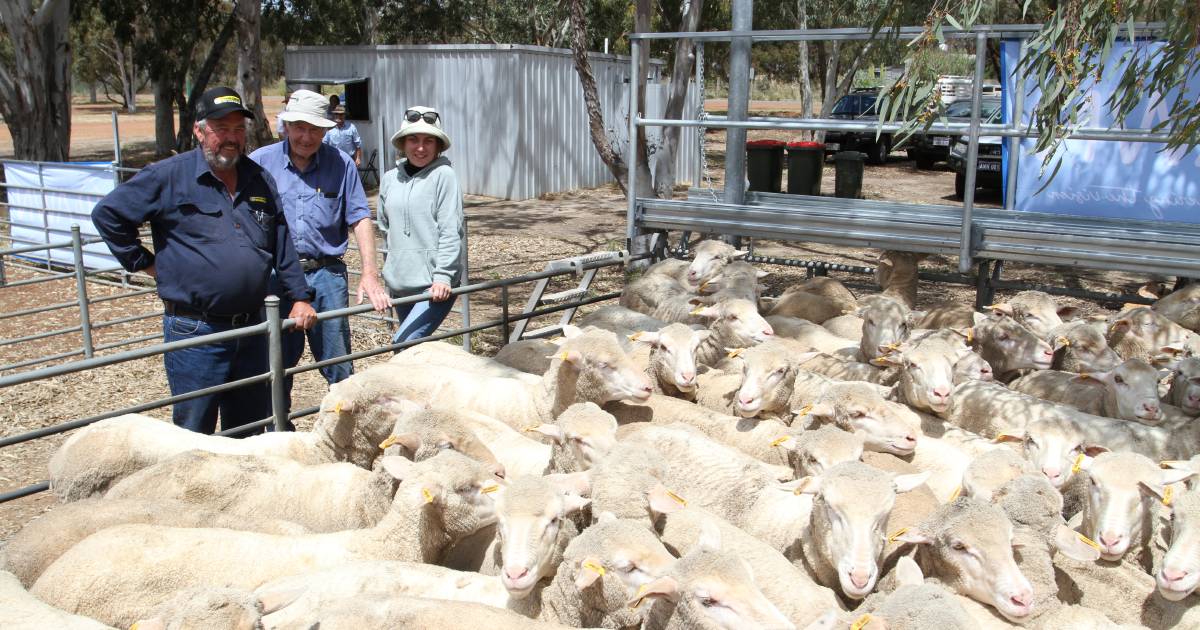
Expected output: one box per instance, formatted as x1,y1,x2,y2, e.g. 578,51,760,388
3,161,119,270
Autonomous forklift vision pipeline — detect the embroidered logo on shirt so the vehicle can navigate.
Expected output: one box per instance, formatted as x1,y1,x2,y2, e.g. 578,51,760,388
249,196,268,204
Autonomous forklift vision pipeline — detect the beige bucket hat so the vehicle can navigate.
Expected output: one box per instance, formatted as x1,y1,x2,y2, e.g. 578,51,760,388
390,106,451,152
279,89,336,128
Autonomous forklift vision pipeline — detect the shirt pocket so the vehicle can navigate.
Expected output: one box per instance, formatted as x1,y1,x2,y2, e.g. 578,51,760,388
177,202,225,243
239,203,275,250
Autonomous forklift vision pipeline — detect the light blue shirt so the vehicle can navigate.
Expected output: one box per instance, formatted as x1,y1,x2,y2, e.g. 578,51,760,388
323,121,362,158
249,141,370,259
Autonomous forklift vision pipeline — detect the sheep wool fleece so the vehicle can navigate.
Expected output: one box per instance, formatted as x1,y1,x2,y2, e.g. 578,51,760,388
378,156,464,295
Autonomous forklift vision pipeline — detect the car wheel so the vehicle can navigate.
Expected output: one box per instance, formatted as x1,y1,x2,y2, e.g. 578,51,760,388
867,141,888,165
915,156,935,170
954,172,966,199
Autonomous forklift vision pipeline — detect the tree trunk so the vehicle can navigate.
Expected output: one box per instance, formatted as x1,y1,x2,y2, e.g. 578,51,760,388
797,0,813,137
0,0,72,161
819,41,841,117
113,37,137,114
153,74,176,156
568,0,627,196
632,0,653,200
652,0,704,199
175,9,237,152
363,4,379,44
235,0,272,151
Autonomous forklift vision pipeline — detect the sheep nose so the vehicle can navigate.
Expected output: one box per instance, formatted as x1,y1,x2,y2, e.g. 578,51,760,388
739,396,757,406
1009,592,1032,610
1143,402,1161,416
492,463,506,479
680,371,695,383
1042,467,1061,482
849,569,871,589
1163,568,1189,583
763,327,775,336
504,566,529,581
902,434,917,446
1099,532,1124,549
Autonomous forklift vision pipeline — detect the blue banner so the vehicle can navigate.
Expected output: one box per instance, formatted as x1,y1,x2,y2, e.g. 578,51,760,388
1001,40,1200,222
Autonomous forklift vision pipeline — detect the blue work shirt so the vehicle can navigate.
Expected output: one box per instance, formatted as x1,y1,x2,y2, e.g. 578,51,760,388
323,121,362,158
249,141,370,259
91,148,314,315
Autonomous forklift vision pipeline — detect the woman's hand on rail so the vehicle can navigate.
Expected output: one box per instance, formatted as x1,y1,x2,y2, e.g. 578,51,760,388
429,282,452,302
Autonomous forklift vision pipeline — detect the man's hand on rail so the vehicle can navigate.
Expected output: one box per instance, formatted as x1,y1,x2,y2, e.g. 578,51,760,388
289,301,318,331
357,274,391,312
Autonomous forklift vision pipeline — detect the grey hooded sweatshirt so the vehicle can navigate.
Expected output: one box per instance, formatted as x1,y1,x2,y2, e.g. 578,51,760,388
378,156,464,296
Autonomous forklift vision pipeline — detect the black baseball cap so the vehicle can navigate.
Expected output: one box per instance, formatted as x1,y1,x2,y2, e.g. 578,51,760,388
195,87,255,121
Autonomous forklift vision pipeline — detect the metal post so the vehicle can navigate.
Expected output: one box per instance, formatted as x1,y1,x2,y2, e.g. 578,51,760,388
111,110,123,169
958,32,987,274
625,39,642,244
500,285,511,345
37,162,50,271
377,114,388,176
1004,39,1027,210
460,219,471,352
70,225,95,358
265,295,288,433
723,0,753,210
693,42,705,186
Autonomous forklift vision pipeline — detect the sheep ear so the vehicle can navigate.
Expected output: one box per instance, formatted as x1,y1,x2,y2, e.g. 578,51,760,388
1057,306,1079,319
790,476,822,495
892,529,933,545
692,329,713,344
547,471,592,497
381,432,422,454
971,312,988,326
1138,480,1166,501
130,620,167,630
630,331,662,346
806,402,836,420
759,296,777,310
558,350,584,366
380,455,416,481
1082,444,1109,457
323,390,356,414
732,249,749,260
1161,468,1197,487
992,431,1025,444
987,303,1015,317
561,325,583,338
526,423,565,443
1072,371,1111,386
893,472,930,494
627,575,679,608
574,555,606,590
697,519,722,553
870,353,905,368
560,494,592,515
1053,525,1103,562
257,587,308,615
894,556,925,587
647,484,688,517
689,303,720,319
382,397,422,417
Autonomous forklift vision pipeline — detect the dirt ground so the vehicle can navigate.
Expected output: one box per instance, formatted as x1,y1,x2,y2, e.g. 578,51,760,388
0,100,1151,542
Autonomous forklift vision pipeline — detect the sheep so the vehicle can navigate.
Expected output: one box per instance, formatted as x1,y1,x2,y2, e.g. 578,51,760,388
821,314,864,342
576,304,667,336
1108,306,1197,362
893,406,1004,503
764,315,859,355
375,402,507,474
392,339,543,382
799,352,897,384
370,325,654,430
29,451,502,628
694,339,815,421
960,448,1037,503
791,424,866,476
803,382,920,458
1075,451,1195,565
659,506,840,628
857,294,917,361
916,302,977,329
1048,319,1124,373
1008,359,1164,424
1154,486,1200,601
675,239,748,288
891,498,1035,624
47,377,401,500
289,594,584,630
584,441,681,529
494,338,561,375
695,261,767,304
1166,355,1200,416
616,422,793,524
103,451,401,533
1152,282,1200,332
849,558,975,630
791,461,929,600
449,407,553,478
0,497,307,588
526,401,619,474
986,290,1077,340
874,250,927,309
691,298,775,366
628,323,712,398
952,350,994,383
763,278,858,324
969,311,1055,380
1,569,113,629
633,526,797,630
873,332,968,414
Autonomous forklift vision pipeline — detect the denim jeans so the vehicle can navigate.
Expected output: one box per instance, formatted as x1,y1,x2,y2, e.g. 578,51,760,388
272,262,354,417
163,314,270,435
392,296,457,345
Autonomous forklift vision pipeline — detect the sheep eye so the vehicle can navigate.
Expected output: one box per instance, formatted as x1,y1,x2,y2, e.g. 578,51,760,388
850,410,866,419
596,361,610,370
1114,375,1125,385
998,333,1010,341
727,315,739,321
951,541,968,552
438,442,455,450
699,596,718,607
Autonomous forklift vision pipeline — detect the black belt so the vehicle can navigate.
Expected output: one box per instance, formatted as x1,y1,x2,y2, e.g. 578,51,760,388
163,301,257,326
299,256,343,272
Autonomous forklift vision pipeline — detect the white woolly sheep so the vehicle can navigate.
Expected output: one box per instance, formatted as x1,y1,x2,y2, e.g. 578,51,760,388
873,332,969,414
1154,486,1200,601
494,338,561,375
874,251,927,310
583,441,680,530
695,261,768,304
576,304,668,336
1008,359,1164,424
628,323,712,398
969,312,1055,379
763,315,859,356
1,569,113,629
392,338,543,381
1048,319,1124,373
1108,306,1197,362
763,281,857,324
376,401,507,474
1167,355,1200,417
1153,282,1200,332
526,401,619,474
30,451,502,628
803,382,920,458
986,290,1078,341
691,298,775,366
292,594,583,630
851,557,975,630
960,448,1037,503
857,294,917,361
821,314,864,342
677,239,748,288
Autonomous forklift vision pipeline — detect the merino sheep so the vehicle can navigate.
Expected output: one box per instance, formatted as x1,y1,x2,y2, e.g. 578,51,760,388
628,323,712,398
527,402,619,474
986,291,1077,341
856,294,917,361
874,332,968,414
584,441,679,530
1167,356,1200,416
576,304,668,336
695,261,767,304
288,594,583,630
390,339,542,381
763,315,859,356
1008,359,1164,424
960,448,1037,503
1048,319,1123,373
1108,306,1197,362
376,402,507,474
763,278,858,324
1154,486,1200,601
0,497,305,588
874,251,927,309
1,569,113,629
494,338,561,375
691,298,775,366
675,239,748,288
30,451,502,628
48,378,401,500
791,425,866,476
1152,282,1200,332
969,312,1055,380
449,407,553,478
821,314,865,342
851,558,975,630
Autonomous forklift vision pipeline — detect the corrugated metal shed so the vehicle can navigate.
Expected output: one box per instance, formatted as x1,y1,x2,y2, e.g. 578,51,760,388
284,44,697,200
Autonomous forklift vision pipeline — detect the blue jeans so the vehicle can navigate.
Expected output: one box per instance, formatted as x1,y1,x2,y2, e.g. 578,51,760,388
163,314,270,435
392,295,457,345
273,263,354,418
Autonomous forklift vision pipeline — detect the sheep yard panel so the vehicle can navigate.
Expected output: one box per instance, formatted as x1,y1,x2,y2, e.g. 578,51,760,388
285,44,698,200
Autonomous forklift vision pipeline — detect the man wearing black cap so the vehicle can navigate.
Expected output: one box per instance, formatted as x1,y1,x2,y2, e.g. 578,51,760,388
92,87,317,435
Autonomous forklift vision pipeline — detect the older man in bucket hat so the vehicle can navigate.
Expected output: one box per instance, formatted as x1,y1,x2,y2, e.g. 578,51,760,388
250,89,390,422
92,86,317,435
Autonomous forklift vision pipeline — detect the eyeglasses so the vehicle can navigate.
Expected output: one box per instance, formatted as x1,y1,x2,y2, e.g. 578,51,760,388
405,109,440,124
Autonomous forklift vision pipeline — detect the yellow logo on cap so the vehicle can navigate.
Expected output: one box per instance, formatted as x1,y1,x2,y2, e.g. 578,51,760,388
214,95,242,105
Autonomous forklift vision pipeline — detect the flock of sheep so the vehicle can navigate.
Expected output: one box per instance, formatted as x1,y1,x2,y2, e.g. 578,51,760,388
4,239,1200,629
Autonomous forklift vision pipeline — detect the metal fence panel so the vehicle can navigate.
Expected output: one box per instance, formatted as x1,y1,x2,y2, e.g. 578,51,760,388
1,161,119,270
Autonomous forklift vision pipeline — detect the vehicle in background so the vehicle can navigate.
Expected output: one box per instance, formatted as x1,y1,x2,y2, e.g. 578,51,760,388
822,88,894,165
948,129,1004,198
907,97,1002,170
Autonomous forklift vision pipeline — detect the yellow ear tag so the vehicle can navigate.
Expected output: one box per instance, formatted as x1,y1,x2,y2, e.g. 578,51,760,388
887,527,909,544
1056,336,1071,348
947,486,962,501
689,306,706,316
796,403,814,416
630,583,651,609
1163,485,1174,507
379,436,398,450
582,560,606,577
481,483,500,494
850,614,873,630
1077,532,1101,551
666,489,687,506
1071,453,1085,474
333,401,344,413
992,433,1012,443
131,624,141,630
884,342,900,352
521,425,539,433
870,356,888,366
726,348,744,359
1161,460,1187,469
770,436,791,447
557,351,571,361
422,488,435,504
628,332,642,341
1079,372,1092,381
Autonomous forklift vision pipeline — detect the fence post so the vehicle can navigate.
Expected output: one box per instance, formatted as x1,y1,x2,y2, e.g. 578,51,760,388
71,225,95,358
265,295,288,432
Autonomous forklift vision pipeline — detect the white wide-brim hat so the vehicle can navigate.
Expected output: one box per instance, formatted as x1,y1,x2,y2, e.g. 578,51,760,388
390,106,451,152
279,89,336,128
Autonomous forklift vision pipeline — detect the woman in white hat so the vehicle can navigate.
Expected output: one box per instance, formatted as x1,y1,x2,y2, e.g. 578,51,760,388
378,106,464,344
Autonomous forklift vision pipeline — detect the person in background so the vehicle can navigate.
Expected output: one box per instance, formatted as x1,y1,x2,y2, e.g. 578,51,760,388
327,93,340,118
323,105,363,166
91,87,317,435
250,89,390,420
275,92,290,141
378,106,464,344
